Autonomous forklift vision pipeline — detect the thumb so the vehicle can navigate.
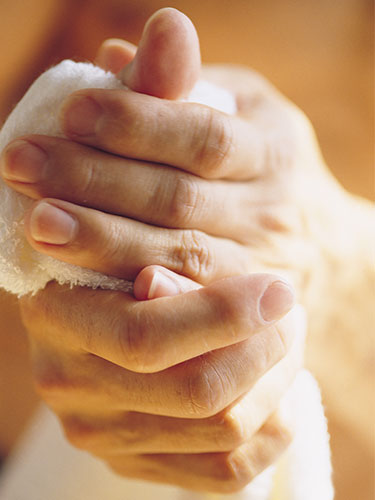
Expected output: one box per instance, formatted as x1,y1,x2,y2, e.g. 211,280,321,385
118,8,201,99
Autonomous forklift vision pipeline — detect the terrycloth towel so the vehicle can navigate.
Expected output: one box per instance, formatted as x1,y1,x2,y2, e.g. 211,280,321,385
0,60,236,297
0,61,334,499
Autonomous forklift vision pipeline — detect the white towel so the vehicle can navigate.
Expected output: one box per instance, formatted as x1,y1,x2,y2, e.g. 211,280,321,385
0,60,236,297
0,61,334,499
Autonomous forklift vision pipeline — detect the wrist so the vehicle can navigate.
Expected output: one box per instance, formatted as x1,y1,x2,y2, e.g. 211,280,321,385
303,180,374,444
303,177,374,327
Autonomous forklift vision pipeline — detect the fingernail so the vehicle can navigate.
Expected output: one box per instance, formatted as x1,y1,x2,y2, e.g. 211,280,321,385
260,281,295,322
30,202,77,245
62,96,102,136
1,140,47,183
148,271,180,299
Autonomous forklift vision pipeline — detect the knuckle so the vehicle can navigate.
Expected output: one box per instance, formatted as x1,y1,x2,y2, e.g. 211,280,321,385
62,418,101,450
257,105,299,175
273,319,293,358
144,172,172,222
251,324,289,374
75,157,100,200
19,296,41,330
257,204,295,234
33,365,75,403
211,412,247,451
207,453,253,494
96,218,126,265
100,92,147,150
204,284,244,335
169,176,203,227
194,107,234,178
116,308,157,372
262,134,294,174
267,419,293,447
184,361,227,417
174,230,215,283
19,291,51,338
222,451,257,493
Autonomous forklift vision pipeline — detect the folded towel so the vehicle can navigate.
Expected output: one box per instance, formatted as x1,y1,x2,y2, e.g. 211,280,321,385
0,61,334,499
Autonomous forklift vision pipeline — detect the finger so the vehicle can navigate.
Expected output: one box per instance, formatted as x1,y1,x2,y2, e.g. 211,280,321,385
102,411,292,494
118,8,201,99
1,135,262,241
59,88,268,180
30,306,300,420
133,265,201,300
201,64,280,112
226,305,305,436
21,275,295,375
95,38,137,73
23,198,252,284
59,315,303,451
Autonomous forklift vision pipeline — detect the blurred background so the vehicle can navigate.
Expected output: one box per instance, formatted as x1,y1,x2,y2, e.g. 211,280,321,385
0,1,373,499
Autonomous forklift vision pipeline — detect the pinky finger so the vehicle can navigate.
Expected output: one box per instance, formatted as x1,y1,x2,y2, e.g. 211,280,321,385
105,411,292,494
133,265,201,300
95,38,137,73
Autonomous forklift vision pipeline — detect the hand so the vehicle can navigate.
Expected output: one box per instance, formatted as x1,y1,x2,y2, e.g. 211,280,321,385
0,8,371,497
0,32,345,299
0,8,309,492
20,268,303,493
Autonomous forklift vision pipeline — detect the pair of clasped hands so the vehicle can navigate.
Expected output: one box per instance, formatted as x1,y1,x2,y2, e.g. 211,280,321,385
0,7,335,494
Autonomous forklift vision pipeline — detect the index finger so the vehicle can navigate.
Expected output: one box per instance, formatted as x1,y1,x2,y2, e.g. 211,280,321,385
59,89,269,180
20,273,294,373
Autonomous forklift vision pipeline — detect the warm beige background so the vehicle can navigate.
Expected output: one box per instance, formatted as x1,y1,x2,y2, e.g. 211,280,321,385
0,1,373,499
1,0,373,199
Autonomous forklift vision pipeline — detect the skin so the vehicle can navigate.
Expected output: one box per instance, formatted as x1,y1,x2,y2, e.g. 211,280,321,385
1,55,343,291
0,6,374,495
0,10,303,492
19,273,303,492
